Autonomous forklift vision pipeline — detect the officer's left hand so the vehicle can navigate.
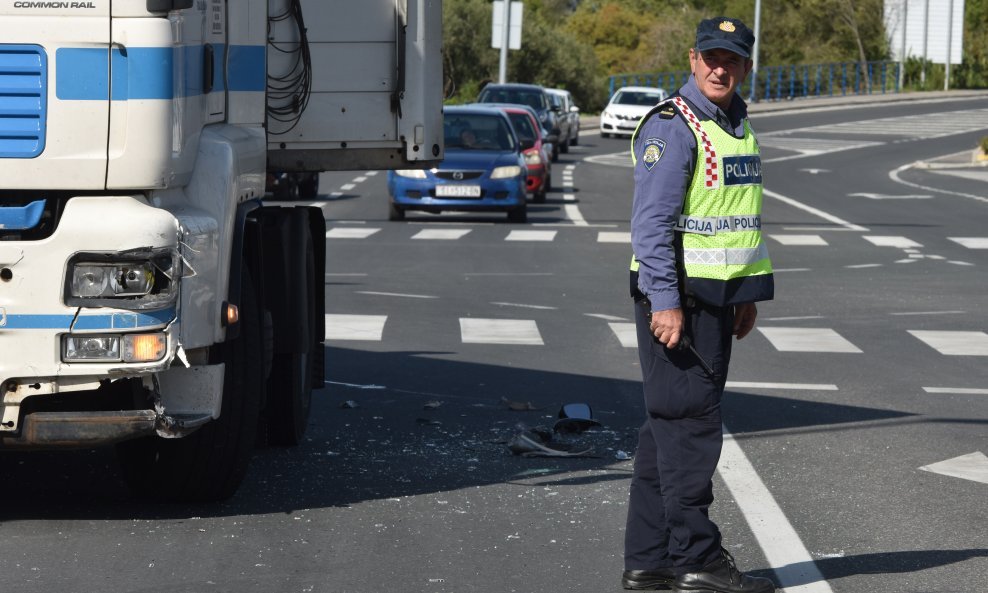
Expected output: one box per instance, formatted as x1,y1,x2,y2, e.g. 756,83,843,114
733,302,757,340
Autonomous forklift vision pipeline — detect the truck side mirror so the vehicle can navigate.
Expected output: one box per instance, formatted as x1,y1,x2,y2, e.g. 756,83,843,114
147,0,194,12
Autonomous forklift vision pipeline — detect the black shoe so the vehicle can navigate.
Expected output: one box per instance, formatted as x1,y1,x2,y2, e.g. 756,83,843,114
622,568,675,590
673,548,775,593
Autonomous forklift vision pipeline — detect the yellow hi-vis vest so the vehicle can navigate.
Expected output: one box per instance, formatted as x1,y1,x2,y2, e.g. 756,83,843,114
630,96,774,306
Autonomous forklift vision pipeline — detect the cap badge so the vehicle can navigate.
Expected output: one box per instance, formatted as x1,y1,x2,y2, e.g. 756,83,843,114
719,21,736,32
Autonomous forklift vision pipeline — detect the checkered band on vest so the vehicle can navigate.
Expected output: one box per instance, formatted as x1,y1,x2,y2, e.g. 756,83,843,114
672,97,719,189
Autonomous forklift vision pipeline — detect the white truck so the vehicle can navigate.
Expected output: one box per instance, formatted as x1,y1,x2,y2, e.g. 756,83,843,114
0,0,443,501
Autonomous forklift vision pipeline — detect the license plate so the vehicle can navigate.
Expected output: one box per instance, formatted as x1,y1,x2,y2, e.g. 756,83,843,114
435,184,481,198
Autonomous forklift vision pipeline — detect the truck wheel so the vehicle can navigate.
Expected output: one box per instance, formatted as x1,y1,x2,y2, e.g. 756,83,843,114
116,263,263,502
299,173,320,200
266,230,316,446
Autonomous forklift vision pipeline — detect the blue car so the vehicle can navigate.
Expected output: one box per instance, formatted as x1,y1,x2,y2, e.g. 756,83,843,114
387,105,530,222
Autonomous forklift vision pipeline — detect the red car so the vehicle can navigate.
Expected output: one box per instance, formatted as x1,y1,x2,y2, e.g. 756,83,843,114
493,104,552,203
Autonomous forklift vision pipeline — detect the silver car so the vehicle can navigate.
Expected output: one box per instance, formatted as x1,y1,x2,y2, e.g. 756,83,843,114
547,88,580,152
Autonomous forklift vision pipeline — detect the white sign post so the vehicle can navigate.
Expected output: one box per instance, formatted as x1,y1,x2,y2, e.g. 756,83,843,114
492,1,523,83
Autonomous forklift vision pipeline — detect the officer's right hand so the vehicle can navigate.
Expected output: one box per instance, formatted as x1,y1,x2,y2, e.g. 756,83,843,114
650,308,684,350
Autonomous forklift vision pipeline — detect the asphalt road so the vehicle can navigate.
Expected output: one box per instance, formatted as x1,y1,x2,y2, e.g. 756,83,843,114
2,92,987,593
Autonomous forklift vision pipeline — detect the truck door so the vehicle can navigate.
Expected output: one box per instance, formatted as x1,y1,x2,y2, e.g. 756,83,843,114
0,1,111,190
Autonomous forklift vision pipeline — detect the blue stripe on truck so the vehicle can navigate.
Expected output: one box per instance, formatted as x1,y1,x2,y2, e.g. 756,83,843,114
55,45,264,101
2,307,176,330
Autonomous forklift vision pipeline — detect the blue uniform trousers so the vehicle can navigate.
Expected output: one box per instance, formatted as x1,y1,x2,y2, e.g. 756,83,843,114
624,297,735,575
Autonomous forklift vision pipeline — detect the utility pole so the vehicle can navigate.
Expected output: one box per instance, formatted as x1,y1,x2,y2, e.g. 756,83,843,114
945,0,953,90
921,0,929,86
898,0,907,91
498,0,510,84
750,0,761,102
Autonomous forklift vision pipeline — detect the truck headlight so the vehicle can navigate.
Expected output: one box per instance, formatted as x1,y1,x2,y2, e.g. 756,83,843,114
491,166,522,179
65,250,179,310
71,263,154,298
62,333,167,363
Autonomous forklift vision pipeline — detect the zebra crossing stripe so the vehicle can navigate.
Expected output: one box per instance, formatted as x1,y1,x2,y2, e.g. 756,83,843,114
769,234,828,246
326,228,381,239
460,318,543,345
506,230,556,241
908,330,988,356
598,231,631,243
325,314,387,341
949,237,988,249
758,327,862,353
412,229,471,240
608,322,637,348
864,235,922,248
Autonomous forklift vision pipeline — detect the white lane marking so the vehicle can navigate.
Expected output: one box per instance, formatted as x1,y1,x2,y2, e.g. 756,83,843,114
598,231,631,243
762,188,868,232
365,171,379,176
585,313,627,321
505,230,557,241
325,314,387,341
759,136,883,160
561,164,589,227
769,234,828,246
845,263,883,269
326,228,381,239
919,452,988,485
758,327,862,353
848,192,932,200
356,291,438,299
890,310,965,316
340,183,356,190
353,176,368,183
890,162,988,204
412,229,472,240
459,318,543,345
491,302,557,310
330,191,344,198
464,272,553,277
325,380,386,390
727,381,838,391
764,316,825,322
863,235,922,248
909,330,988,356
949,237,988,249
608,322,637,348
773,268,812,273
720,430,835,593
924,387,988,395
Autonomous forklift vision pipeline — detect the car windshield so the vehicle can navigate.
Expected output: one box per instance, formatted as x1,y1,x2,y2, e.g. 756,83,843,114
444,114,516,151
614,91,663,106
480,88,546,110
506,112,537,143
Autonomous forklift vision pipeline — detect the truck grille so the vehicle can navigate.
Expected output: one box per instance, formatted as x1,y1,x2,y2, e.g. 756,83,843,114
0,45,47,159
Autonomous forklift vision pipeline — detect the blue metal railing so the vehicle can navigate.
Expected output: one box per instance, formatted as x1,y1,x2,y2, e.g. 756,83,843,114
608,60,900,102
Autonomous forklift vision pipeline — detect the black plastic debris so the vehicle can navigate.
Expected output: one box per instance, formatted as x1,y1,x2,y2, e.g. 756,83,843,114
552,402,602,435
500,396,541,411
507,426,595,458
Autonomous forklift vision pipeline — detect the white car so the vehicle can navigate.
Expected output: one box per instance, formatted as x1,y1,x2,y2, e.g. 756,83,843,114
599,86,669,138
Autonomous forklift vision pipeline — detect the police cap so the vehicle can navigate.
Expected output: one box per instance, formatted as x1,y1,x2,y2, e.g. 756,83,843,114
695,17,755,58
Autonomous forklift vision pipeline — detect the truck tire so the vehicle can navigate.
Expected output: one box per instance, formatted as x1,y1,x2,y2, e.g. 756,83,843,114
116,263,263,502
299,173,320,200
266,229,316,446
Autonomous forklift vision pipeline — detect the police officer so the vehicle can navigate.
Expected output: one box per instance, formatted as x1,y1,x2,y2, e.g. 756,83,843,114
622,17,776,593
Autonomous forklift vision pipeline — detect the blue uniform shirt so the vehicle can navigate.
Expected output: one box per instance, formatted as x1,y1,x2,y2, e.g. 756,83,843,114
630,75,750,311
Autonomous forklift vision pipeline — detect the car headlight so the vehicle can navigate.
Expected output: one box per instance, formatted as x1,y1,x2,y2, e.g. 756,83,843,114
394,169,427,178
65,250,179,310
523,152,543,166
602,110,613,119
491,166,523,179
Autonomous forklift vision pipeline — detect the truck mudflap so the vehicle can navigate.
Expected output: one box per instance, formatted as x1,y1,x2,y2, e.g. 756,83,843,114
0,409,213,449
